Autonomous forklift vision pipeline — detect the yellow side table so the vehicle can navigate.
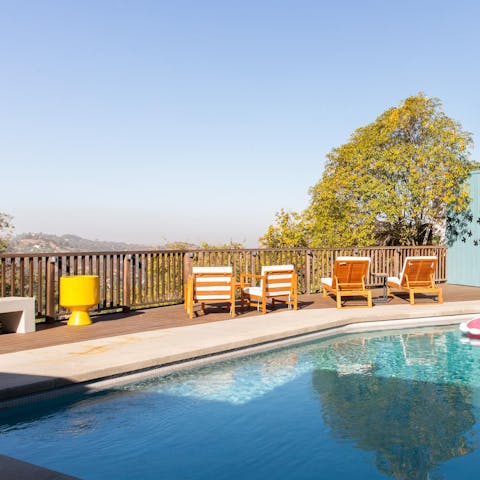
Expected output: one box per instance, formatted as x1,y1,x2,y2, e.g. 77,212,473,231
60,275,99,326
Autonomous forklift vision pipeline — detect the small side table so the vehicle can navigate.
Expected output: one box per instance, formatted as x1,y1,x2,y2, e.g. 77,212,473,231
372,273,389,305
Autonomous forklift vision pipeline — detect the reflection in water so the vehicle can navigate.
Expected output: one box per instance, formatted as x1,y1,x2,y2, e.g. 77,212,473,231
312,330,477,480
2,327,480,480
141,351,302,405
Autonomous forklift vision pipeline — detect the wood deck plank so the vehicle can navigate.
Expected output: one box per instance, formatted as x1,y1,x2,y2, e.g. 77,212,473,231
0,284,478,355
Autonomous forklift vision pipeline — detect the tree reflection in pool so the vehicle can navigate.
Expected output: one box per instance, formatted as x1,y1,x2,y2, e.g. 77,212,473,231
313,369,476,479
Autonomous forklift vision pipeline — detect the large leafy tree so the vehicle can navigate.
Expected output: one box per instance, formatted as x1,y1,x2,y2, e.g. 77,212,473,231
262,94,475,247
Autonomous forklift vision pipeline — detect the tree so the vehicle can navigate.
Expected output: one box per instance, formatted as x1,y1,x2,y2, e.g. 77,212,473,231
308,93,475,246
0,212,13,252
163,241,195,251
199,241,245,250
259,209,309,247
261,94,475,247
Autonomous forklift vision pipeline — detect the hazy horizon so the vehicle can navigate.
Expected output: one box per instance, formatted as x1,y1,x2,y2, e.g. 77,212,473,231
2,1,479,248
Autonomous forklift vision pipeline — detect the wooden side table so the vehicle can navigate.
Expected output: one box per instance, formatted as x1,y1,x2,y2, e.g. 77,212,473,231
372,272,389,304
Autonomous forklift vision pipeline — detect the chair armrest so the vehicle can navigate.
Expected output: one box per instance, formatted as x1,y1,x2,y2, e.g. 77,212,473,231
240,273,262,287
241,273,262,279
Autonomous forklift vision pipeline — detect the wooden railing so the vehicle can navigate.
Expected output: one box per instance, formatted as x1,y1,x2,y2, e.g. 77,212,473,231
0,245,447,321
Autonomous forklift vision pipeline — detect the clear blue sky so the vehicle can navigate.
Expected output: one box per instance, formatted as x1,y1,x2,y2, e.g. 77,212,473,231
1,0,478,247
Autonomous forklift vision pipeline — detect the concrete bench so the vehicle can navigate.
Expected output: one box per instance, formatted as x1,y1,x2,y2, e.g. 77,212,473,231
0,297,36,333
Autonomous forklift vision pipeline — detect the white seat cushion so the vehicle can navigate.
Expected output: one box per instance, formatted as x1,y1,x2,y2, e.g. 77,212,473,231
243,286,262,297
321,277,333,287
387,276,400,286
243,286,290,298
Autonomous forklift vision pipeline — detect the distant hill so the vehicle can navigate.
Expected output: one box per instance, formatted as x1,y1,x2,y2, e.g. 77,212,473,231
6,233,158,253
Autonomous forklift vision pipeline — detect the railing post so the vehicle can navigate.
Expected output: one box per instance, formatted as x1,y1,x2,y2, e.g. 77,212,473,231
250,251,258,285
305,250,312,295
183,252,193,301
123,254,131,310
45,256,57,322
394,247,401,277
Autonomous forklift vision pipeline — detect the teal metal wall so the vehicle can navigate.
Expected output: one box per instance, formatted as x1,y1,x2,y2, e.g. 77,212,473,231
447,170,480,286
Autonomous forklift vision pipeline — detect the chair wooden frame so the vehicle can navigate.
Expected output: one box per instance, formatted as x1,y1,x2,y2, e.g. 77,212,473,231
240,265,298,314
387,256,443,305
185,267,235,319
321,256,372,309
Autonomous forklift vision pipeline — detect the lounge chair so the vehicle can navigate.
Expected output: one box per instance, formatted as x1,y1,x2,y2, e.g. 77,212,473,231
185,266,235,319
321,256,372,308
387,256,443,305
240,264,298,314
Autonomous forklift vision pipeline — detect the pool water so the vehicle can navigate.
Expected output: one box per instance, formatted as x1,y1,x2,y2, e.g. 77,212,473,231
1,326,480,479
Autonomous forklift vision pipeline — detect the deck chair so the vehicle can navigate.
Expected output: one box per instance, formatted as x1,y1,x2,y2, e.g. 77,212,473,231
185,267,235,319
321,256,372,308
240,264,298,314
387,256,443,305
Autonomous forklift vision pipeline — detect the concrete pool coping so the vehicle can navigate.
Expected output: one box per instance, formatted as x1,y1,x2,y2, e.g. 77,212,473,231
1,300,480,405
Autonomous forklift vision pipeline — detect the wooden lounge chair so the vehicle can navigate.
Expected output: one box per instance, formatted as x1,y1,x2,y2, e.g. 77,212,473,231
321,256,372,308
241,264,298,314
185,267,235,319
387,256,443,305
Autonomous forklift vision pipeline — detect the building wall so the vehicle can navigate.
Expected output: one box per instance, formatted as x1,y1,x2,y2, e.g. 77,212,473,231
447,170,480,286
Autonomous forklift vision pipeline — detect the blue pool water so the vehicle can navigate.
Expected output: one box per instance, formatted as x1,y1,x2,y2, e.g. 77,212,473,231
1,326,480,479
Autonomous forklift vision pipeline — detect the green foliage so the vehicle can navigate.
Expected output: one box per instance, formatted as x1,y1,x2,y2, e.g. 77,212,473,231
163,241,194,251
164,240,244,252
259,209,309,247
199,240,245,250
308,93,474,246
262,93,475,247
0,212,13,252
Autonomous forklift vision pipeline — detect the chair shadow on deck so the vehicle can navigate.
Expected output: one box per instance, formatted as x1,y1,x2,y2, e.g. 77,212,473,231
187,297,314,318
385,291,443,305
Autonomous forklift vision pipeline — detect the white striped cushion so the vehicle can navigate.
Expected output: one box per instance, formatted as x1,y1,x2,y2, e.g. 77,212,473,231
261,265,294,293
266,273,292,280
196,295,231,300
192,266,233,301
267,282,291,289
261,264,294,274
196,286,231,292
196,276,232,283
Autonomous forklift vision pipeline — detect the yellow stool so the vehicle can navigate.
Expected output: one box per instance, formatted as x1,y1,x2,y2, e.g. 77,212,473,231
60,275,99,326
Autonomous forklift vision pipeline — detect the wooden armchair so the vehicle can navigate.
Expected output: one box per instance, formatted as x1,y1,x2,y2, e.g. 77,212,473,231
185,267,235,319
240,264,298,314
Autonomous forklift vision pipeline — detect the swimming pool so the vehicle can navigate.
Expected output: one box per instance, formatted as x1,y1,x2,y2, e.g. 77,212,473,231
1,325,480,479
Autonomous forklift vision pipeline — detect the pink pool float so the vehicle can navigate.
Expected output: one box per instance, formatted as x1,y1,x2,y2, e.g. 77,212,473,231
459,317,480,345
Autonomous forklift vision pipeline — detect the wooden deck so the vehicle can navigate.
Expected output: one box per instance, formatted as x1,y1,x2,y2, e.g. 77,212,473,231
1,284,479,355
